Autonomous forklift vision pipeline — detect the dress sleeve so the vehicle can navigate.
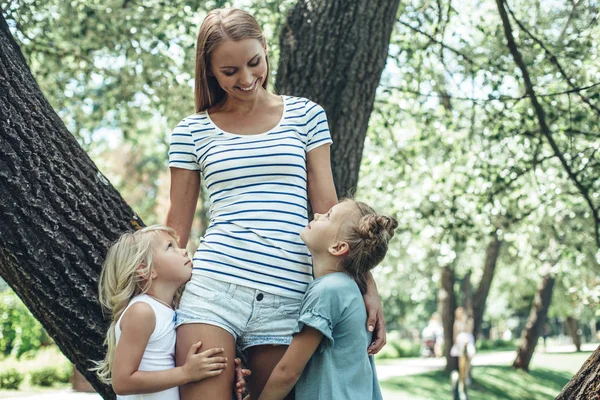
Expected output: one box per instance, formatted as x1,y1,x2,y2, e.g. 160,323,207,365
304,101,333,153
293,282,339,351
168,118,201,171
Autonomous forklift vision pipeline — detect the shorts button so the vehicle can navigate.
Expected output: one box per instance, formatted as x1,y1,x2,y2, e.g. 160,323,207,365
256,293,264,301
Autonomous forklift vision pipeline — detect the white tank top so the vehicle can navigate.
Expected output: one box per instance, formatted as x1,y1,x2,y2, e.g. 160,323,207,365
115,294,178,400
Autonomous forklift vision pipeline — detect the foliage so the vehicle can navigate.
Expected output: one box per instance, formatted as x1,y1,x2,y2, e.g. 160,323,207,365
0,292,49,358
476,339,516,352
376,332,422,359
29,366,63,387
0,368,24,390
0,345,72,389
359,0,600,332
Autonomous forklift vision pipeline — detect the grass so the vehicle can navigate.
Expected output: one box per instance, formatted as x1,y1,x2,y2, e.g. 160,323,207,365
380,351,592,400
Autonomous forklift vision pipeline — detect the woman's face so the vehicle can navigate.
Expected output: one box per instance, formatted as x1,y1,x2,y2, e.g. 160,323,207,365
209,38,268,100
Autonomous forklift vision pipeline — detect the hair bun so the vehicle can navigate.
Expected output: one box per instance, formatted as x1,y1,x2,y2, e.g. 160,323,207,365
376,215,398,238
357,214,378,239
357,214,397,247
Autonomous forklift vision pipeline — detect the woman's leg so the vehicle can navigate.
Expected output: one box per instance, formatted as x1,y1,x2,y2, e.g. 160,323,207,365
176,323,237,400
247,345,294,400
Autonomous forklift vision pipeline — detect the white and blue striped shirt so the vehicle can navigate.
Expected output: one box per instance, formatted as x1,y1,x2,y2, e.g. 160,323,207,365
168,96,332,299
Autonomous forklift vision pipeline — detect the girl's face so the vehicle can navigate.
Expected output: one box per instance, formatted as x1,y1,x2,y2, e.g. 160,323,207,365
209,38,268,99
301,201,357,254
152,231,193,285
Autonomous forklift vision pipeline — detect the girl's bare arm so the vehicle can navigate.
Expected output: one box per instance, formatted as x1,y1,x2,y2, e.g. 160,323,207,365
257,327,323,400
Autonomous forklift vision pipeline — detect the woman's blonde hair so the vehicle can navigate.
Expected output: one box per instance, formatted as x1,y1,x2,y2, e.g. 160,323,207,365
338,200,398,294
194,8,270,112
91,225,181,383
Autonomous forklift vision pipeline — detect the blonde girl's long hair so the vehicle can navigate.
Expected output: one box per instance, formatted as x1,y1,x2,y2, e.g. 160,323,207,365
194,8,270,112
91,225,181,384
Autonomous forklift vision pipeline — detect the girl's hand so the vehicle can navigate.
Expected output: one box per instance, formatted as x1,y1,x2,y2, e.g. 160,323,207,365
183,341,227,383
234,357,252,400
363,292,386,355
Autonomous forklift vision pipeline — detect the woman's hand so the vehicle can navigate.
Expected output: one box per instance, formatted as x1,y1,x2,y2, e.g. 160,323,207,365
234,357,252,400
363,273,386,355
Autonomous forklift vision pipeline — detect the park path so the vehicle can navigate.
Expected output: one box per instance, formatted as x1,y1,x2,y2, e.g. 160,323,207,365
2,344,595,400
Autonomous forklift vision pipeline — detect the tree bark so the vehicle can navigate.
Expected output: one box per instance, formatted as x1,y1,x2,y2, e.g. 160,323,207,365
461,270,473,321
439,265,458,372
513,274,555,371
566,316,582,352
472,232,502,341
0,12,139,400
555,344,600,399
276,0,400,197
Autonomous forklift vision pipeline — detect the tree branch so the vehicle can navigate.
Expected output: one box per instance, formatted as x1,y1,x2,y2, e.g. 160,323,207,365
380,82,600,103
495,0,600,248
505,3,600,117
397,19,476,65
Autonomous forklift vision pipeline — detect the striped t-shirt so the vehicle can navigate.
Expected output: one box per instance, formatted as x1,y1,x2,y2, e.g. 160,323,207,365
168,96,332,299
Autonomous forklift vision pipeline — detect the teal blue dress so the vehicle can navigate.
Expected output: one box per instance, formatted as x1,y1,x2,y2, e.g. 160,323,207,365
293,272,383,400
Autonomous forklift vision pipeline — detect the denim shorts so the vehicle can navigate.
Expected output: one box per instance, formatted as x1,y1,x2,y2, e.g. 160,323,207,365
175,275,302,350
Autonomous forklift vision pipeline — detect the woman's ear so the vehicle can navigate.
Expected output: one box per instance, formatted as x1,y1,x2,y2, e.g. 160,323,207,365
328,241,349,257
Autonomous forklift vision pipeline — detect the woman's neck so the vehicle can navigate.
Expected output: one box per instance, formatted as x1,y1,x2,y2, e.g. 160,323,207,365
217,89,274,114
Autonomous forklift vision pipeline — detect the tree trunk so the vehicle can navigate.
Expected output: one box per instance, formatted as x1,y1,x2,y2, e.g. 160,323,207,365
472,232,502,341
555,345,600,399
439,265,458,372
461,270,473,317
0,13,138,400
276,0,400,197
513,273,555,371
566,316,582,352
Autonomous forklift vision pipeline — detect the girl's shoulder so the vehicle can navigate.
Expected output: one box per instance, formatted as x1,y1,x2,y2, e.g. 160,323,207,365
118,298,156,333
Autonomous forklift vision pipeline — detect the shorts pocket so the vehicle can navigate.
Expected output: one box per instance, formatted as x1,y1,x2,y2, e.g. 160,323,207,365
276,303,301,317
183,278,220,302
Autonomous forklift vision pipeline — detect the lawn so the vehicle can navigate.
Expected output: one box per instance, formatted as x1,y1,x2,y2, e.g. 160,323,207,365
380,351,592,400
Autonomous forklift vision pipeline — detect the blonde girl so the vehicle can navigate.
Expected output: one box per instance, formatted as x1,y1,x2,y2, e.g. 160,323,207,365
166,8,387,400
259,199,397,400
93,225,246,399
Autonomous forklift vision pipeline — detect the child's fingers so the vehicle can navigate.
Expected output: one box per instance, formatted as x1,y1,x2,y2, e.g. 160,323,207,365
234,357,241,366
199,347,225,357
241,368,251,377
187,341,203,356
202,356,227,365
206,369,224,377
208,362,227,371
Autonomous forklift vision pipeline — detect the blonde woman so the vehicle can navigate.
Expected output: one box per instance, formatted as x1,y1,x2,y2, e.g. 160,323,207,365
166,8,387,400
93,225,249,399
